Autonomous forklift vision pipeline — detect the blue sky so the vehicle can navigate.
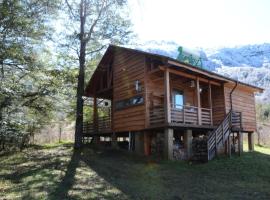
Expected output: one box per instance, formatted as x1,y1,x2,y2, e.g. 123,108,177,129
128,0,270,48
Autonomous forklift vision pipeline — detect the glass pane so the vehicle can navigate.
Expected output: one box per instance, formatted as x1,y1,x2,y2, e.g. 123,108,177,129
173,90,183,109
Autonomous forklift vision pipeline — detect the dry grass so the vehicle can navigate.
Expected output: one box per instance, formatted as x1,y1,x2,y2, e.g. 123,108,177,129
0,142,270,200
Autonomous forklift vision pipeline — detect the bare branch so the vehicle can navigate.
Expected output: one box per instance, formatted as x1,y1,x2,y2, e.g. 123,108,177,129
86,45,106,55
65,0,76,19
85,1,108,42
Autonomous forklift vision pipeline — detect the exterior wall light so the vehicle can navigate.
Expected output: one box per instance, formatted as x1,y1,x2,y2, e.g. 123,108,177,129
135,80,142,93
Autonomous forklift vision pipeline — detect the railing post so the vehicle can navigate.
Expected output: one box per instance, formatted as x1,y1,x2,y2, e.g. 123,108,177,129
240,112,242,130
183,106,185,124
215,131,217,156
164,69,171,124
196,78,201,125
208,82,213,125
222,122,224,144
93,95,98,133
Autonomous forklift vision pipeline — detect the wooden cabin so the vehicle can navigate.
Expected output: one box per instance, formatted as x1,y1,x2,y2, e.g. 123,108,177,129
84,45,263,161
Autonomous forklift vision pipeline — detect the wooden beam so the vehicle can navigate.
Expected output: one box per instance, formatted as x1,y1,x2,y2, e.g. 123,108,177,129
238,132,243,156
167,60,230,82
248,132,254,151
183,129,192,160
228,134,231,157
159,66,221,86
143,132,151,156
208,82,213,125
196,78,202,125
93,96,98,133
144,56,150,128
164,69,171,123
164,128,174,160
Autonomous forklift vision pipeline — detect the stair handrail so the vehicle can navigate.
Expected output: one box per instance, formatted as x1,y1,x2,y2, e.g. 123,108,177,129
207,110,233,160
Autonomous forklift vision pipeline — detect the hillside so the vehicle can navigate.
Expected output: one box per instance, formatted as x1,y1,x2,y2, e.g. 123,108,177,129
137,41,270,102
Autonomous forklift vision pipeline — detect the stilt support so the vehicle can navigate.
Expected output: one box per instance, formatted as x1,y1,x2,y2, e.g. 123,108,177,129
164,128,174,160
183,129,192,160
111,132,118,148
238,132,243,155
248,132,254,151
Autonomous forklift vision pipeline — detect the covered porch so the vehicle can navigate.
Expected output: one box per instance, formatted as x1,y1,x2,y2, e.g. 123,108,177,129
146,64,225,129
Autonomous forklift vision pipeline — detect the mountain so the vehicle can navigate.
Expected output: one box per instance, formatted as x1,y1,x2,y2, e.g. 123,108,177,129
136,41,270,103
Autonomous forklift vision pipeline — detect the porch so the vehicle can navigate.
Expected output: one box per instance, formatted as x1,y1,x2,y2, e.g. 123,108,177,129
146,63,224,130
82,98,112,136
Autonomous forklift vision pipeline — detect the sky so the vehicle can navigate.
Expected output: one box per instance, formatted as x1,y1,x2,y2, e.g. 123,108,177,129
128,0,270,48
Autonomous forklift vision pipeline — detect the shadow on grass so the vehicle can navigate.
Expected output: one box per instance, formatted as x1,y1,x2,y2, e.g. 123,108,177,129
48,149,82,199
78,148,270,200
1,144,270,200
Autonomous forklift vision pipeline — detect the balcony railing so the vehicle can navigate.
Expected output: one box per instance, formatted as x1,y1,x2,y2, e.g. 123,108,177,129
149,105,212,126
83,115,112,136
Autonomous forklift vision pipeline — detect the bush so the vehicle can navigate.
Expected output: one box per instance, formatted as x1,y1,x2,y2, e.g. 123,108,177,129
0,123,30,151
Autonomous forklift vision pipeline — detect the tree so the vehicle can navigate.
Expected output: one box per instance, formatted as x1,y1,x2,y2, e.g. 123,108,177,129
63,0,133,148
0,0,62,149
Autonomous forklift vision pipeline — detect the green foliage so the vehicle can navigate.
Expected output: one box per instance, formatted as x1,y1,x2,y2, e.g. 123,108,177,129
0,0,63,149
0,0,135,148
256,103,270,121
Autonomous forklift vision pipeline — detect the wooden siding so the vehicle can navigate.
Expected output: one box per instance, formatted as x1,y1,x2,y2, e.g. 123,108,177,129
212,85,226,126
147,75,197,108
113,50,146,132
224,84,256,132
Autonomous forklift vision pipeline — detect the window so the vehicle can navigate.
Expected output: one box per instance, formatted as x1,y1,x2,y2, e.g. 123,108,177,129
115,95,144,110
172,90,184,109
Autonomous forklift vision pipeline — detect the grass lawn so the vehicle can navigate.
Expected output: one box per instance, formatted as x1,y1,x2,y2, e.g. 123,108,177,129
0,142,270,200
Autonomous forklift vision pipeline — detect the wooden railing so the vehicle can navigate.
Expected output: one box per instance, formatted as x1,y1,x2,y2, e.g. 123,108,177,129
83,122,94,136
98,116,111,133
83,115,112,135
201,108,212,126
207,110,242,160
231,111,242,130
171,105,198,125
149,105,212,126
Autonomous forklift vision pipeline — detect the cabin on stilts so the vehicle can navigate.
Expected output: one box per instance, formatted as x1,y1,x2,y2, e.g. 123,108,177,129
83,45,263,161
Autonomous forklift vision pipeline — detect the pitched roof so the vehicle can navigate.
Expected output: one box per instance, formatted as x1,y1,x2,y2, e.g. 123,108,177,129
85,45,264,96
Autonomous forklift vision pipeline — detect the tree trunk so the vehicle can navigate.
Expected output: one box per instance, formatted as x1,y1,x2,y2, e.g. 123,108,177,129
74,0,87,148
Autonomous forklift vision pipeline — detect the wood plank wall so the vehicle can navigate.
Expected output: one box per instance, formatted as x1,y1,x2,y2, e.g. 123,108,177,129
211,85,226,126
224,84,256,132
112,50,146,132
147,75,197,110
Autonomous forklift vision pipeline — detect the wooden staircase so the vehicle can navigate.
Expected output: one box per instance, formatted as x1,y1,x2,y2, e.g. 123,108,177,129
207,110,242,160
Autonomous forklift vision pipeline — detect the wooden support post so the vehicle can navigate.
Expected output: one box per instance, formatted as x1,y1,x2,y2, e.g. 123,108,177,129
248,132,254,151
135,132,144,155
164,69,171,123
228,133,231,157
196,78,201,125
92,96,99,144
93,96,98,133
215,131,217,156
238,132,243,155
208,82,213,125
222,123,224,144
128,131,132,151
184,129,192,160
164,128,174,160
111,132,118,148
143,132,151,156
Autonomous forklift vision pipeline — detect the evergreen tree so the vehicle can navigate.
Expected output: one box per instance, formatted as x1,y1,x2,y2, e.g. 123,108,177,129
63,0,133,148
